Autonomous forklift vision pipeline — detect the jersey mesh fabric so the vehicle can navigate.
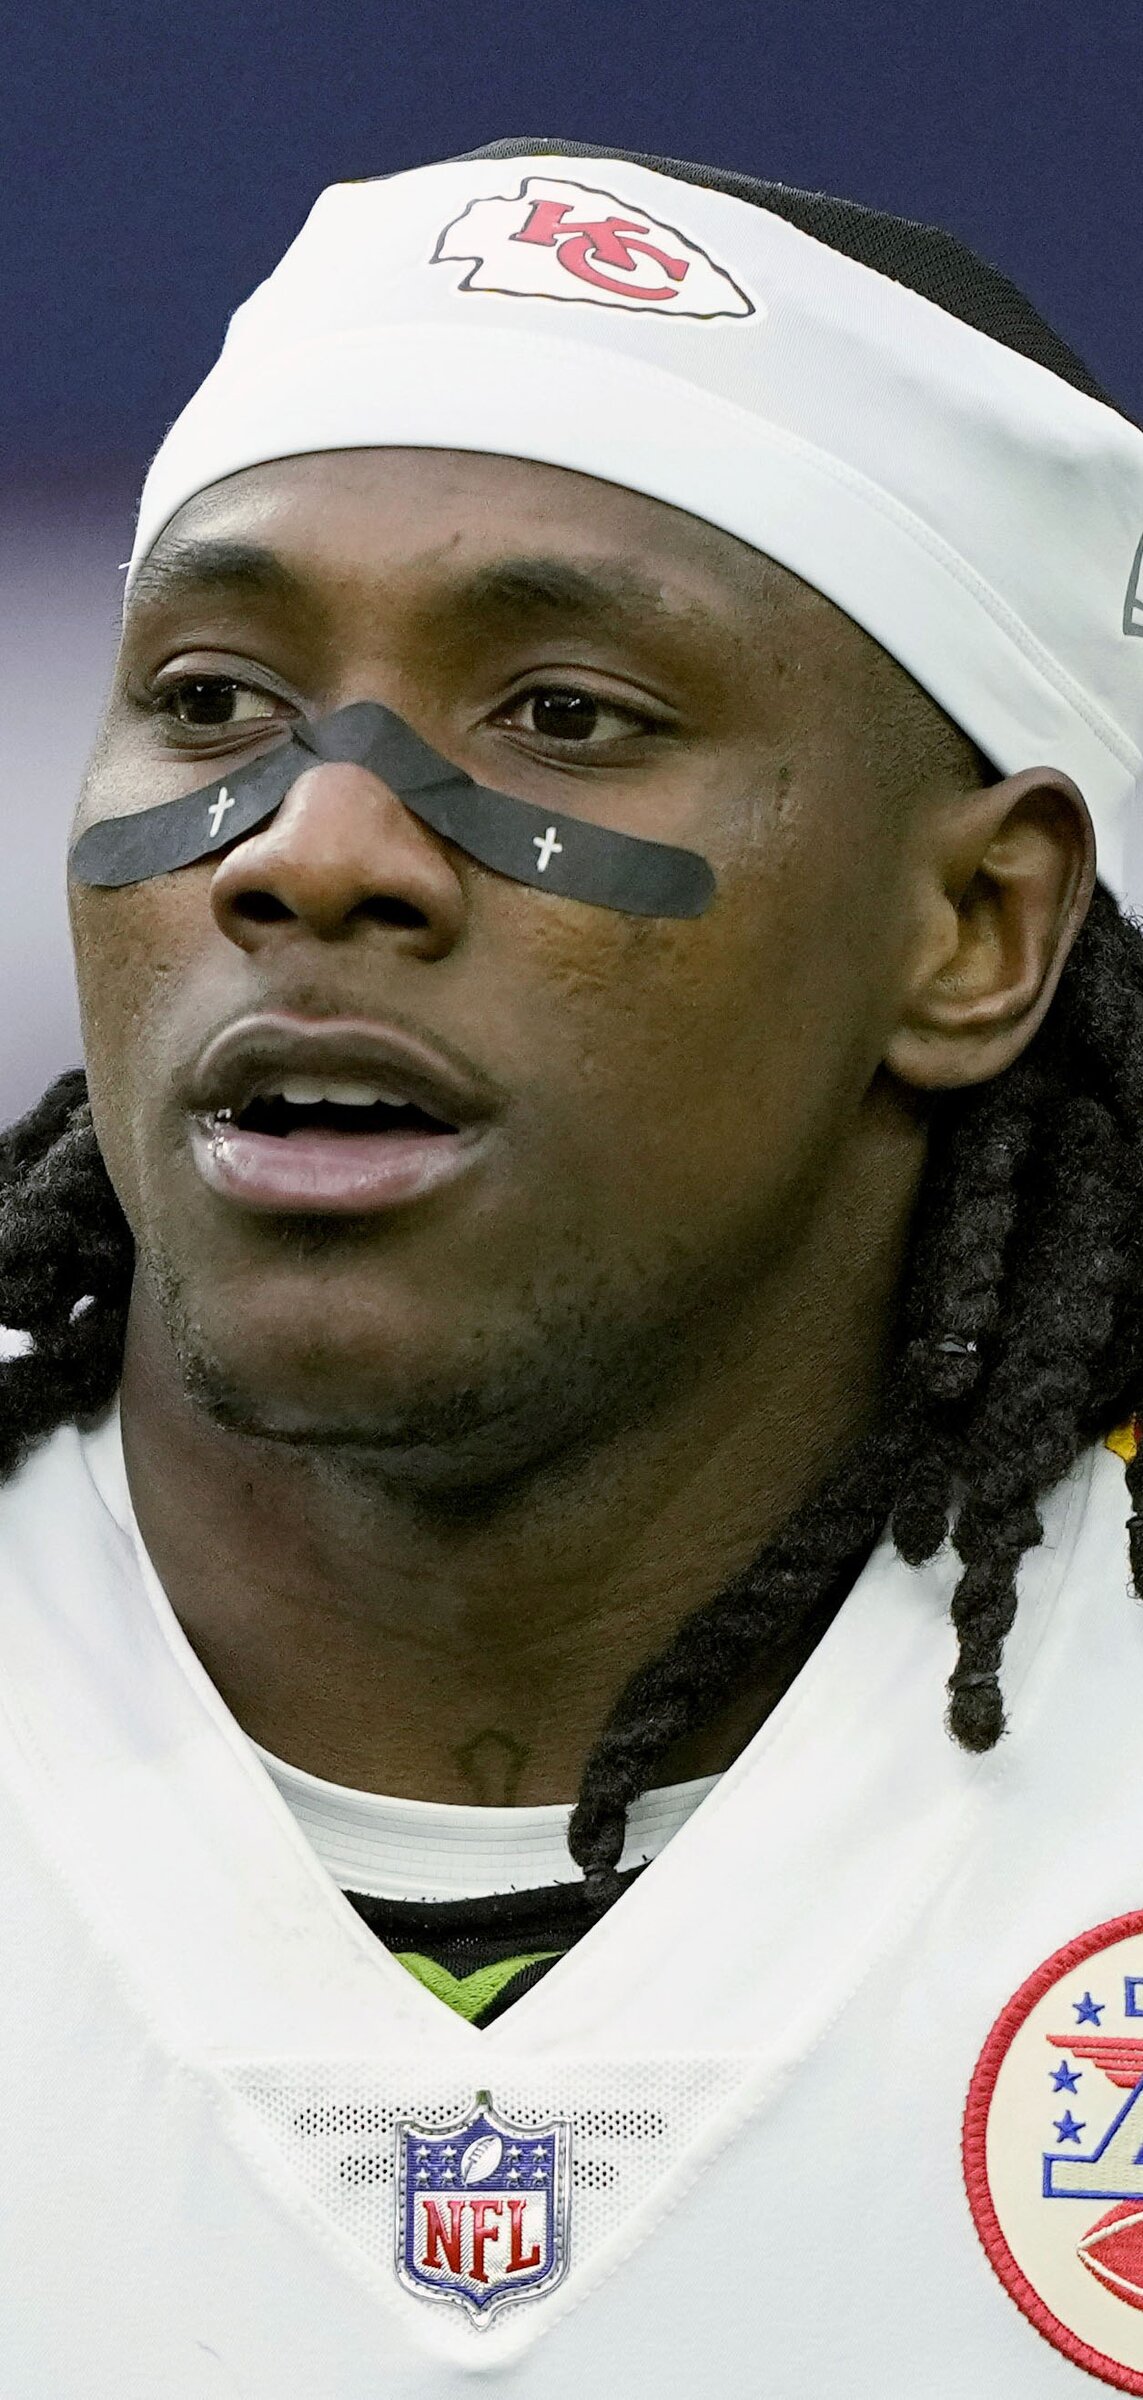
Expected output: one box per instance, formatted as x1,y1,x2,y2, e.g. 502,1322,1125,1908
224,2052,760,2300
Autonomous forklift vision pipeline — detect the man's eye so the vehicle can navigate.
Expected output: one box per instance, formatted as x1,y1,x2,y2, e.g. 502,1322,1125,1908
156,676,283,729
500,688,649,743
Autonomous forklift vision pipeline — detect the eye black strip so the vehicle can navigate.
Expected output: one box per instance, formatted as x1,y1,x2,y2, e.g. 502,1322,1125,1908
69,699,716,919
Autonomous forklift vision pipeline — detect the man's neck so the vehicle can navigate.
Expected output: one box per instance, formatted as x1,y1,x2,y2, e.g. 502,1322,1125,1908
119,1111,922,1805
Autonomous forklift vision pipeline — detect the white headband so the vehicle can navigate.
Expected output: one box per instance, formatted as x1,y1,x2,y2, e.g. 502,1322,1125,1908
129,150,1143,894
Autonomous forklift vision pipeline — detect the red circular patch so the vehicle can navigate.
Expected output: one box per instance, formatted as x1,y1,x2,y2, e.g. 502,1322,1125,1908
965,1910,1143,2390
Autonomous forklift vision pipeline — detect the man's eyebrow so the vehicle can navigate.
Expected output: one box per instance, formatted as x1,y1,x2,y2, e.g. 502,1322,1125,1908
126,538,719,636
128,537,306,611
441,555,675,626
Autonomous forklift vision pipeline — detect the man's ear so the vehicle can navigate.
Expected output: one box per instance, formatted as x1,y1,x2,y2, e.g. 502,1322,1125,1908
884,767,1096,1091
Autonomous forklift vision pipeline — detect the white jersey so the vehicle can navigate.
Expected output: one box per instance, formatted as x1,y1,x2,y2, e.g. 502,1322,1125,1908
4,1406,1143,2395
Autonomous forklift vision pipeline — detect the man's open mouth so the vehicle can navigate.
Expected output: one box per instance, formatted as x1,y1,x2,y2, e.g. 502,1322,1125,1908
231,1079,459,1141
186,1019,497,1215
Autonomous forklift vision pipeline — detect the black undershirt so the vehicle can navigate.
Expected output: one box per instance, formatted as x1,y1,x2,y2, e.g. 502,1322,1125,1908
344,1873,642,2027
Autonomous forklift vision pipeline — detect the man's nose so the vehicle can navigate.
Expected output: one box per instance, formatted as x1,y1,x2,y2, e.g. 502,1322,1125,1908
208,761,467,960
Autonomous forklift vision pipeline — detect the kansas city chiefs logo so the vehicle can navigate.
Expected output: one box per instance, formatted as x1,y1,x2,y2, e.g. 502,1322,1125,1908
433,175,755,319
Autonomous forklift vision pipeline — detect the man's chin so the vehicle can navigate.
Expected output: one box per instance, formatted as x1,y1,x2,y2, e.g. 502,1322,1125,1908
168,1324,588,1508
176,1336,485,1452
136,1230,731,1501
138,1249,512,1460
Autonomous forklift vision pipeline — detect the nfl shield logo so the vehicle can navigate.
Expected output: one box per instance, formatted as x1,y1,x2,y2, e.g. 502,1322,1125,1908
396,2091,571,2320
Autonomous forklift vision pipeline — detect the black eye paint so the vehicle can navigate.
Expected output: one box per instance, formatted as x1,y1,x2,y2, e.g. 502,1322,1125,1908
69,700,716,919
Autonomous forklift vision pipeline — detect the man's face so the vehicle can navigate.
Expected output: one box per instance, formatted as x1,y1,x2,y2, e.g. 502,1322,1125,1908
72,449,924,1480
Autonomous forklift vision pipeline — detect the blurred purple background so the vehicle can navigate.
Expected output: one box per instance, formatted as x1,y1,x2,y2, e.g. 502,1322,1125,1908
4,0,1141,1127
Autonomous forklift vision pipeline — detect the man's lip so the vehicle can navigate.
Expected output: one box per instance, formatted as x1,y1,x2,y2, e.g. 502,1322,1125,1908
183,1012,503,1130
189,1118,486,1216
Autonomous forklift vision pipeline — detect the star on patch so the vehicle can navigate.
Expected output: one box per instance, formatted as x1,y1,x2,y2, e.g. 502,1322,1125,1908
1073,1991,1105,2026
1050,2060,1081,2092
1053,2110,1085,2143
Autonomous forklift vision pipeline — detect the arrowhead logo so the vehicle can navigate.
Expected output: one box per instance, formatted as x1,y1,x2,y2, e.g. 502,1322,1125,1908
434,175,756,321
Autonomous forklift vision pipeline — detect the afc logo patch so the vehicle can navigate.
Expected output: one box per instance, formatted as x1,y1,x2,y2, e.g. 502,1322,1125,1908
433,174,756,319
965,1911,1143,2389
396,2091,571,2321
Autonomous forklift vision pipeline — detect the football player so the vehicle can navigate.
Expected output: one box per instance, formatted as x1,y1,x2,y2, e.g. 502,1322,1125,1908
3,138,1143,2391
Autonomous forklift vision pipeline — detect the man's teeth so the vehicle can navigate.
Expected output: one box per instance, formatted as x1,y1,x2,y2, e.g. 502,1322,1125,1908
271,1077,408,1107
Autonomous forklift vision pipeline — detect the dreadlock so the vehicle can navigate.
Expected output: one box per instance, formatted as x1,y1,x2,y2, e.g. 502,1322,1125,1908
584,879,1143,1853
1,882,1142,1880
562,883,1143,1881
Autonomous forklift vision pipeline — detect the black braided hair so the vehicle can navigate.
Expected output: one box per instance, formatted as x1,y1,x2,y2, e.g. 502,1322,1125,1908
0,1074,132,1475
2,885,1142,1883
563,884,1143,1879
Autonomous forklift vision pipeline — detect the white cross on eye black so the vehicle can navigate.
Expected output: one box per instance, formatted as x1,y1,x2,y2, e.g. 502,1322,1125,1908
207,787,235,841
533,825,563,873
